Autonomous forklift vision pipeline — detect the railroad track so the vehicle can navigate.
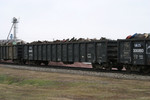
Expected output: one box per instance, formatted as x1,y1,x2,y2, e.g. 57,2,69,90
0,62,150,81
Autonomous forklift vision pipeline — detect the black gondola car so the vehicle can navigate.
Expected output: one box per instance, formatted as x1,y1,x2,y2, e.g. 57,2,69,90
0,40,121,70
21,40,120,70
0,45,23,63
0,45,12,60
118,39,150,73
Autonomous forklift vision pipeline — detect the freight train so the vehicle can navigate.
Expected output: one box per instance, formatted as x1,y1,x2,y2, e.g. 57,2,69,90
0,38,150,73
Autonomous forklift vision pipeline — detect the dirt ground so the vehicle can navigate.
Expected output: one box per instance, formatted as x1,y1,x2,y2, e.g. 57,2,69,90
0,66,150,100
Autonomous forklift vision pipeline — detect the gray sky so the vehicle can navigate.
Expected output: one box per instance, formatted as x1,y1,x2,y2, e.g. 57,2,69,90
0,0,150,42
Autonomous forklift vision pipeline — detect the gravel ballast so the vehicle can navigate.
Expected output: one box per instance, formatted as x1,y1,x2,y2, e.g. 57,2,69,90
0,64,150,81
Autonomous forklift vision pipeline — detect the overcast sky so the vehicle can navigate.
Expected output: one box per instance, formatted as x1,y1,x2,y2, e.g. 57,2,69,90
0,0,150,42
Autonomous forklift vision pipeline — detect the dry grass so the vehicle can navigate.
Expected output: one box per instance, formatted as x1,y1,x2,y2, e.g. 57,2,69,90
0,66,150,100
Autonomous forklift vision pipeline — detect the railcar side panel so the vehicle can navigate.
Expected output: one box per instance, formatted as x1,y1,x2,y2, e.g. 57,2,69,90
47,44,51,61
18,45,23,60
119,41,131,64
87,43,95,62
52,44,56,61
33,45,38,60
13,46,18,59
132,41,145,65
68,44,73,62
2,46,5,59
146,41,150,65
6,46,9,59
38,45,42,60
62,44,67,62
74,44,79,62
23,45,28,60
6,46,8,59
29,45,33,60
96,42,107,64
118,40,147,65
57,44,61,62
2,47,4,59
0,46,2,59
0,46,3,59
3,46,6,59
80,43,86,62
8,46,13,59
0,47,1,59
42,45,47,61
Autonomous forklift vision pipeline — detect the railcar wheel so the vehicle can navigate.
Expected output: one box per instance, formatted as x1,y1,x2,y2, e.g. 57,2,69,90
125,65,131,73
117,66,123,71
23,60,26,64
35,61,41,65
92,63,103,69
105,66,112,71
92,63,96,69
142,67,150,74
13,60,19,64
44,61,49,66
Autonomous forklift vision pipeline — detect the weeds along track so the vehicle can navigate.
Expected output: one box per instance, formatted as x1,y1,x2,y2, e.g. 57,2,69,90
0,63,150,81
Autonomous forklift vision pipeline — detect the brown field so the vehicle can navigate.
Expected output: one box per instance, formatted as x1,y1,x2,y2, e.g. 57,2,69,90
0,66,150,100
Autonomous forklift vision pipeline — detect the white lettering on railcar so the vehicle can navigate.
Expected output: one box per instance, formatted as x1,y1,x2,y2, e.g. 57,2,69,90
29,50,33,53
87,54,92,58
133,49,144,53
134,43,142,47
146,45,150,54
